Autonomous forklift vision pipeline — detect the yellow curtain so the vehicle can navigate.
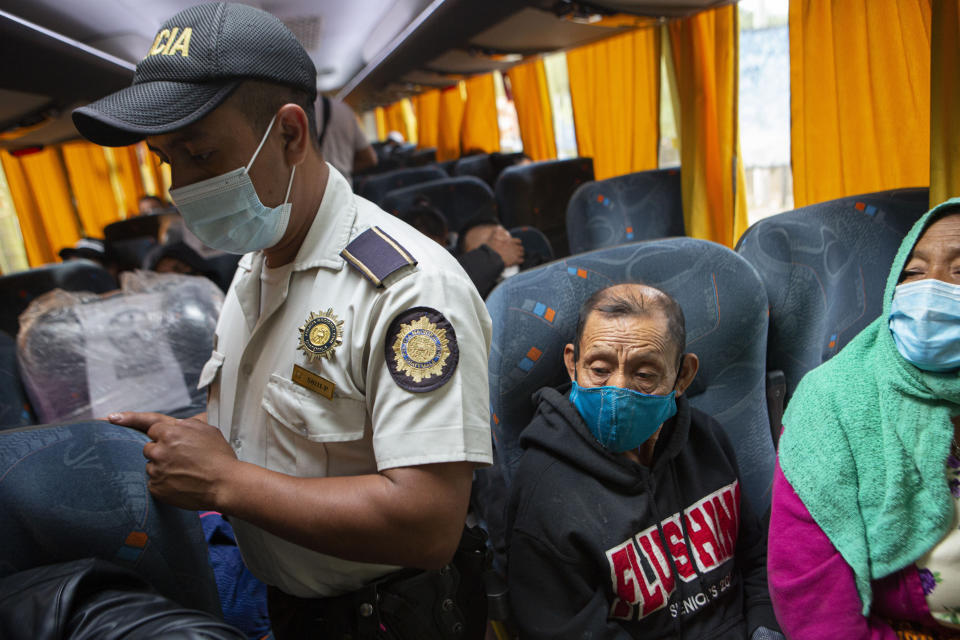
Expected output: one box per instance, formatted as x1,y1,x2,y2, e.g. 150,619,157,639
461,74,500,155
0,149,82,266
669,4,747,247
790,0,931,208
374,107,387,141
383,99,417,145
413,90,441,150
61,141,123,236
567,27,660,180
105,145,147,218
437,83,466,162
506,60,557,162
931,0,960,206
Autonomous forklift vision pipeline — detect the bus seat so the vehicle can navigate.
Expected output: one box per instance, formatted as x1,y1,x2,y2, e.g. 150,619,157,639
453,154,495,187
104,215,163,271
380,176,497,233
408,147,437,166
0,331,34,431
358,166,448,205
17,273,221,424
736,187,929,399
565,168,684,254
495,157,595,260
437,159,458,175
0,261,117,337
478,238,775,562
0,421,222,617
509,226,554,266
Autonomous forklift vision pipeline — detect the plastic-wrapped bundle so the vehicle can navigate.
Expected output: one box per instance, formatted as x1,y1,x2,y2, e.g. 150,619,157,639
17,271,223,423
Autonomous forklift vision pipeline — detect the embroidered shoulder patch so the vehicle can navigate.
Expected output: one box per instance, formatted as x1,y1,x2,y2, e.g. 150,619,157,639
385,307,459,393
341,226,417,288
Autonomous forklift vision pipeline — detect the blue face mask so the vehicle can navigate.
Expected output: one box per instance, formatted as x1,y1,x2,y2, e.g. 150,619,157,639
889,278,960,372
169,113,295,255
568,381,678,453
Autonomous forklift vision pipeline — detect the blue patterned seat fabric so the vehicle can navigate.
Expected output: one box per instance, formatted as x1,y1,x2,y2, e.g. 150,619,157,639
566,168,684,254
479,238,775,561
357,166,447,205
0,421,221,615
0,331,33,431
495,158,595,260
736,187,929,399
0,261,117,337
380,176,497,233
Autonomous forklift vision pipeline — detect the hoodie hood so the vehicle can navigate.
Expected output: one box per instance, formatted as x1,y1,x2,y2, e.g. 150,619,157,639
519,383,691,490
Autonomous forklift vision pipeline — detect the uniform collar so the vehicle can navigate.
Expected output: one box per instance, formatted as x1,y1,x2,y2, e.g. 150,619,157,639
236,164,357,275
233,165,356,332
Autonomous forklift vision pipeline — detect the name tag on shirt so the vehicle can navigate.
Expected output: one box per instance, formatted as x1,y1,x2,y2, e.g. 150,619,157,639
292,365,335,399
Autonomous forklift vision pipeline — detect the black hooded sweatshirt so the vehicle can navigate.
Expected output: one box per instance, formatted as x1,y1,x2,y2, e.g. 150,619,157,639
506,386,778,639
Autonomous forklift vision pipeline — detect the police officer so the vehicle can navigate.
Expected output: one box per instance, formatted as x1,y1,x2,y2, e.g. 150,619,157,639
72,4,492,638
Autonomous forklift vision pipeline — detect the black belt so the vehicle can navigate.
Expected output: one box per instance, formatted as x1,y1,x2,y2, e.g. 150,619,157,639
267,565,472,640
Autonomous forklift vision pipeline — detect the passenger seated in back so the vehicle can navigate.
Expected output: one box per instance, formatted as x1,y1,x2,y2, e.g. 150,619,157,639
400,204,524,298
506,283,781,639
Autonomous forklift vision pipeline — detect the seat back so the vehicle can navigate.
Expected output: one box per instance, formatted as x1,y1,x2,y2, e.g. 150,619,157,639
736,187,929,397
566,168,684,254
495,158,594,259
0,331,33,430
380,177,497,233
509,226,554,266
484,238,774,516
0,421,221,615
453,154,495,187
358,166,448,205
0,261,117,336
408,147,437,166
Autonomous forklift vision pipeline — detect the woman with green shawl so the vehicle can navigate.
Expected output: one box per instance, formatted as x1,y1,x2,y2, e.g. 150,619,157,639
769,199,960,639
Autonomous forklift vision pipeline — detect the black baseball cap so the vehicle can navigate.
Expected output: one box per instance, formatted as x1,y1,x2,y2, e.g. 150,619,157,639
73,2,317,147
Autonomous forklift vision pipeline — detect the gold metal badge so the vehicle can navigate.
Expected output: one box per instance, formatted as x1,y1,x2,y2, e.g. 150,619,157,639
391,315,451,384
297,308,343,362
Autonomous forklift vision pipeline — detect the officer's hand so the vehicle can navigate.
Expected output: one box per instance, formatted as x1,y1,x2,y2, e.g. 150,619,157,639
108,411,238,510
486,227,524,267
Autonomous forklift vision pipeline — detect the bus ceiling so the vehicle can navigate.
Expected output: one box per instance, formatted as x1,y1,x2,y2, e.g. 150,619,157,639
0,0,731,150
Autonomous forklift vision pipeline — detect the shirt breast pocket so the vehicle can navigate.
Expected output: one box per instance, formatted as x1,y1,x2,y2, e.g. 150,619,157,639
260,373,367,477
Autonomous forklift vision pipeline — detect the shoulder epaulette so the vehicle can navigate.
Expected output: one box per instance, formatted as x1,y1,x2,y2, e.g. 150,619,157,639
340,226,417,288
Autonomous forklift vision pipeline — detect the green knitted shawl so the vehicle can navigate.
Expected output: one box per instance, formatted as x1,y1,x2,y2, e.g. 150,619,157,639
779,198,960,615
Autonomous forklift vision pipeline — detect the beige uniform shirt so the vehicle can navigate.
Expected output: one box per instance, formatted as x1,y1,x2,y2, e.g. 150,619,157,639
198,167,493,597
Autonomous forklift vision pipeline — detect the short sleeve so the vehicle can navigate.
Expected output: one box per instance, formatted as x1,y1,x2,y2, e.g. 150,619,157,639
364,266,493,470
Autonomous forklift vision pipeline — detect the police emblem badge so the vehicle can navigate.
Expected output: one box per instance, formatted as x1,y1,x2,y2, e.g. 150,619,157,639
385,307,459,392
297,308,343,362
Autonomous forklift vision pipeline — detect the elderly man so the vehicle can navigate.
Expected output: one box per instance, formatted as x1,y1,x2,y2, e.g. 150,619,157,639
72,3,492,638
505,283,780,639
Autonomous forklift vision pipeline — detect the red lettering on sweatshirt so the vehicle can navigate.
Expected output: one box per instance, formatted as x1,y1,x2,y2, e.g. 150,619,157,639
603,481,740,621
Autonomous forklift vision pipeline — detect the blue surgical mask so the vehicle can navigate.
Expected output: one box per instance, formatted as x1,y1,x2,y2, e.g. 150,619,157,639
568,381,678,453
889,278,960,372
169,114,295,255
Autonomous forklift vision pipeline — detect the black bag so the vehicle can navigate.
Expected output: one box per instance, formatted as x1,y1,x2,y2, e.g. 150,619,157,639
0,558,244,640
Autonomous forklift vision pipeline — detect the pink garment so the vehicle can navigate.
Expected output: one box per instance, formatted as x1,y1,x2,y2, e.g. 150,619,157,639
768,460,939,639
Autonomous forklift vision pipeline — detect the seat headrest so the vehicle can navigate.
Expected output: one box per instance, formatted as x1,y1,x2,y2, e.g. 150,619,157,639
566,168,684,254
736,187,929,397
0,421,221,615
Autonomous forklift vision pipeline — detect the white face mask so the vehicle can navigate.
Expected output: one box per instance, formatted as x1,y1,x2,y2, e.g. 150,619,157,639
169,114,295,255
